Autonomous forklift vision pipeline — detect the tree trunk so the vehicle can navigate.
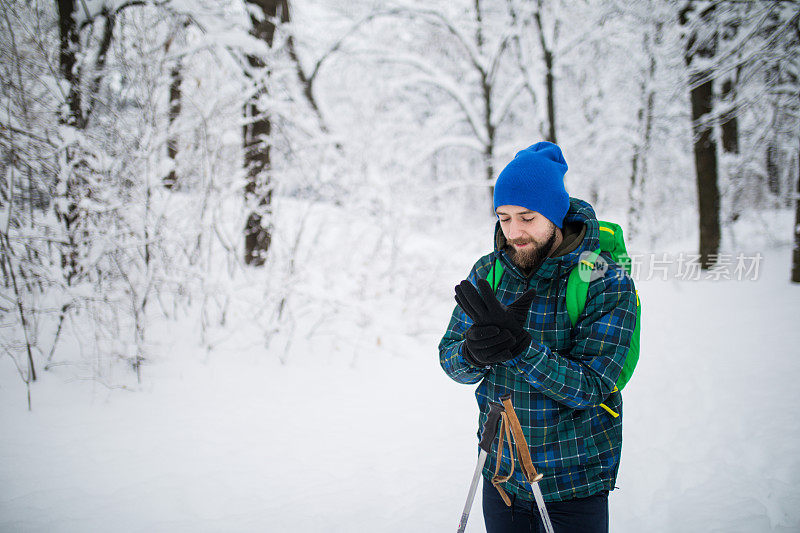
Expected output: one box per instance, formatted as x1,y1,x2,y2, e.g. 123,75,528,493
720,74,741,224
475,0,496,204
243,0,289,266
534,8,556,144
163,19,191,189
543,48,556,144
766,142,780,198
243,96,272,266
57,0,82,128
629,27,658,239
691,77,721,270
56,0,82,283
682,1,721,270
720,78,739,154
719,10,740,155
164,59,182,189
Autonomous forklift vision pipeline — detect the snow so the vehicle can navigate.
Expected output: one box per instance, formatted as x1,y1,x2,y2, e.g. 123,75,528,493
2,240,800,532
0,347,474,532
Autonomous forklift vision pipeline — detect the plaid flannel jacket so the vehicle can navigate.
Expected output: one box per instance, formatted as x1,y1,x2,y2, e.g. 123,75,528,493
439,198,637,503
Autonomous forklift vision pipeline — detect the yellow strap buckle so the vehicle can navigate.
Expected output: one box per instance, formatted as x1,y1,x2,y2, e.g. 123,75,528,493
599,387,620,418
599,403,619,418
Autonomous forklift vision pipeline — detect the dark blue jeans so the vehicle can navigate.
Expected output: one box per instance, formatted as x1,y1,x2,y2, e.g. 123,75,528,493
482,479,609,533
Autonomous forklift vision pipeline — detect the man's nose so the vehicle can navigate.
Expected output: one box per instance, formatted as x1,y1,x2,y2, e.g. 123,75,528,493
507,220,525,240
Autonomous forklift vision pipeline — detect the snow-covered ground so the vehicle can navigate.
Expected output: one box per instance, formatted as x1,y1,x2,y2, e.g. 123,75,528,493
2,230,800,532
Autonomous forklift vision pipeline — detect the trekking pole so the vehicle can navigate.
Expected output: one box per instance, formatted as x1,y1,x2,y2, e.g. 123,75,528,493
456,401,504,533
500,395,555,533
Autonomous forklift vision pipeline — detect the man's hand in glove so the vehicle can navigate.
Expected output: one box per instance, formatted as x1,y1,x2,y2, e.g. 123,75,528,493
462,325,517,366
455,278,535,357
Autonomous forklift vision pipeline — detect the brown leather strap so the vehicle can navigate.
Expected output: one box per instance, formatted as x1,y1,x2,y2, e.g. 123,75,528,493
501,396,544,484
491,412,515,506
489,397,546,507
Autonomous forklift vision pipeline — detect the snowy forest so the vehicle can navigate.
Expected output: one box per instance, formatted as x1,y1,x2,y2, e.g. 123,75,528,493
2,1,800,532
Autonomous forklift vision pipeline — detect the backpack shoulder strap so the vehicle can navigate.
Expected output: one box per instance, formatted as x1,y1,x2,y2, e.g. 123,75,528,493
487,257,505,291
565,248,601,327
565,220,626,326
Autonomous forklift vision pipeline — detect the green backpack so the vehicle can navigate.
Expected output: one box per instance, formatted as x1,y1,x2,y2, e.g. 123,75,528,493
486,221,641,418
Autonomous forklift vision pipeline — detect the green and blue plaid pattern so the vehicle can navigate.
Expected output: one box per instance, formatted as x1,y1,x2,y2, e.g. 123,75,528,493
439,198,637,503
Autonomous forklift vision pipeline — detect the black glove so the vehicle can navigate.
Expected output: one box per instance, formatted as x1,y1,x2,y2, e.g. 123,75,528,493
455,278,535,356
462,325,516,366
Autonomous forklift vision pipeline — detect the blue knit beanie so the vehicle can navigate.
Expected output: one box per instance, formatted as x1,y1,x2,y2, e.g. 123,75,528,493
493,142,570,228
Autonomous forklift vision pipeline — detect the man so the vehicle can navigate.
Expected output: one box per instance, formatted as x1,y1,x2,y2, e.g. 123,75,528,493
439,142,637,532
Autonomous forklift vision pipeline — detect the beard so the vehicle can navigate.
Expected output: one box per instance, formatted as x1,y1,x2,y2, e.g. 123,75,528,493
504,225,558,273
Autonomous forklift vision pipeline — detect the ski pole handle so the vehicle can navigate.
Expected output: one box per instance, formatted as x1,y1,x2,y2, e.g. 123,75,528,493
478,401,504,454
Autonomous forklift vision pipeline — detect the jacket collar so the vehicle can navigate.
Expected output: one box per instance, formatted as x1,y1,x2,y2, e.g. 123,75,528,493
492,197,600,281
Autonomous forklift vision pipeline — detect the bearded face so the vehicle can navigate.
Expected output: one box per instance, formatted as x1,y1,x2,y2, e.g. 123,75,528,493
504,223,558,272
